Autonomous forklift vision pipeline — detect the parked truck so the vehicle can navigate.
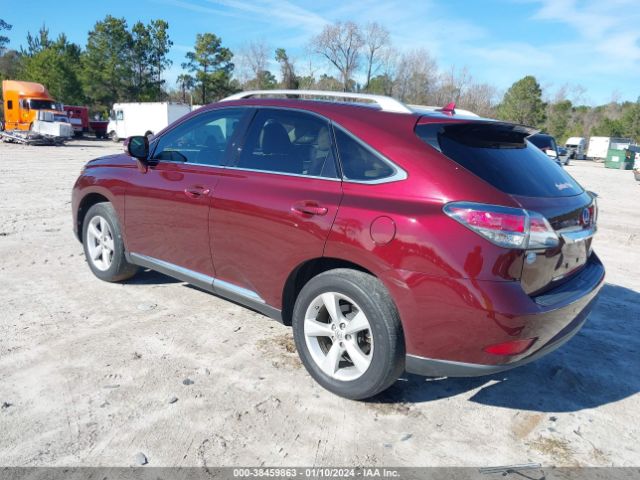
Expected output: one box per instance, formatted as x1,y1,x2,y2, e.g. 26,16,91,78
565,137,587,160
1,80,73,141
63,105,89,136
587,136,634,161
107,102,191,141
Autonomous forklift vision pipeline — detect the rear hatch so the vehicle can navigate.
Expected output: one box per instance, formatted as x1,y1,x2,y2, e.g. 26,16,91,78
416,120,597,295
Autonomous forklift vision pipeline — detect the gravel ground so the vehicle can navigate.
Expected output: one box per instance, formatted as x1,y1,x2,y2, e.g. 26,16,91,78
0,139,638,467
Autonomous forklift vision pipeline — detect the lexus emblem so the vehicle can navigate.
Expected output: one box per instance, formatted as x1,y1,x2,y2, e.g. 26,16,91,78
581,208,590,226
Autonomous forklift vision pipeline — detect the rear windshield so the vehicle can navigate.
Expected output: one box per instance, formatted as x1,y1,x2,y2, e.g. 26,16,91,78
416,123,583,197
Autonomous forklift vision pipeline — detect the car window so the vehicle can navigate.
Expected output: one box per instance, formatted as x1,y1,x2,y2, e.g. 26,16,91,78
152,108,247,166
416,123,583,198
234,109,338,178
116,110,124,121
334,127,395,181
529,134,557,153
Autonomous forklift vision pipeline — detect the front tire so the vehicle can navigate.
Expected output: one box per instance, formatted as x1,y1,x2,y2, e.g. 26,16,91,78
82,202,139,282
110,131,119,142
292,269,405,400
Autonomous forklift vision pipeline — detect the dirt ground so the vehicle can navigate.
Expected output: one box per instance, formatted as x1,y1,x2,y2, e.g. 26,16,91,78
0,139,638,467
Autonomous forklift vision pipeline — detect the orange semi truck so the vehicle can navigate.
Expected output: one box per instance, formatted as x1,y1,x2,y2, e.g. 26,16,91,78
1,80,73,137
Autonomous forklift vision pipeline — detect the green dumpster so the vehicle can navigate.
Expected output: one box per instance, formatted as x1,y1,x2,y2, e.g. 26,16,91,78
605,148,634,170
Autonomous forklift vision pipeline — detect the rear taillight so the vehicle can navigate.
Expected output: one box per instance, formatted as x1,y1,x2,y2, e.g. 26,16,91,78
587,198,597,226
443,202,559,250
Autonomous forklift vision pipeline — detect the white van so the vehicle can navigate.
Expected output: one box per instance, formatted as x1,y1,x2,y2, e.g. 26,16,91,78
107,102,191,141
565,137,586,160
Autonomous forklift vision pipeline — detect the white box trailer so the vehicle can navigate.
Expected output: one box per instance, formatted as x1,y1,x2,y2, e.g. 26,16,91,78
587,137,610,160
107,102,191,141
587,136,634,160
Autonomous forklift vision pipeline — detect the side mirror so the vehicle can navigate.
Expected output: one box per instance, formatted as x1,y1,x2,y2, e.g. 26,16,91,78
126,136,149,160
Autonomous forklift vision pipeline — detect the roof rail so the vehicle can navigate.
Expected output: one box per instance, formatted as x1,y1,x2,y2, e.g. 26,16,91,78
220,89,413,114
409,104,480,118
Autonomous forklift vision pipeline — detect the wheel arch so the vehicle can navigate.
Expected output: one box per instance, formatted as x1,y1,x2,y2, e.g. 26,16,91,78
76,191,112,242
281,257,377,326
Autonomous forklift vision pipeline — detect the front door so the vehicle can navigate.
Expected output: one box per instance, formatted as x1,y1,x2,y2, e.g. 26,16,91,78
211,108,343,307
124,107,251,278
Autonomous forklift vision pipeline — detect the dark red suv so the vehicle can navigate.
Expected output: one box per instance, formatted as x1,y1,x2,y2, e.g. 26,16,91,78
72,90,604,399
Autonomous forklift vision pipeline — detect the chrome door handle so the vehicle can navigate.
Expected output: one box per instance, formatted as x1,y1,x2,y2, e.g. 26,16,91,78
292,202,328,216
184,186,211,199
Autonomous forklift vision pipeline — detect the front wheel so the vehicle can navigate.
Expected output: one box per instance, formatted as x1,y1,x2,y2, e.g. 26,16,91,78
82,202,139,282
109,131,119,142
292,269,405,400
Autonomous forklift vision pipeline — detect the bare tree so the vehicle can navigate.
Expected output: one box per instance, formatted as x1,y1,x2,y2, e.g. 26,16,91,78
459,82,497,117
298,55,318,89
432,66,472,106
366,46,398,95
310,21,363,91
393,48,438,104
362,22,390,91
238,40,270,86
245,41,269,79
569,84,587,106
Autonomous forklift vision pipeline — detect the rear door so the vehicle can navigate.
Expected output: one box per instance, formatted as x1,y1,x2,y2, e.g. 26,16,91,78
416,121,596,294
210,108,343,308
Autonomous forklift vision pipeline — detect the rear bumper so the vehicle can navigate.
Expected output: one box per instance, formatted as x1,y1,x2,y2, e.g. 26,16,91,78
384,254,605,376
405,296,594,377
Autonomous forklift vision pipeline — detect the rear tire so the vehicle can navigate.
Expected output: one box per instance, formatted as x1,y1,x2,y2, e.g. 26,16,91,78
292,269,405,400
82,202,139,282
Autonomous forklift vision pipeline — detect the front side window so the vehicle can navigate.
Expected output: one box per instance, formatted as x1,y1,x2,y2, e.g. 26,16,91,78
152,108,247,165
7,100,12,110
234,109,338,178
116,110,124,121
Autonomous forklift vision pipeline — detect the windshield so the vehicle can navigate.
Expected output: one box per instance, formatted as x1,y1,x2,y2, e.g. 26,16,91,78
28,99,60,110
528,134,558,153
416,123,583,198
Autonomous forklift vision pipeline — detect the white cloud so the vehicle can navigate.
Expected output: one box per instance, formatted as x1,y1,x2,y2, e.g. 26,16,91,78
532,0,640,63
206,0,328,31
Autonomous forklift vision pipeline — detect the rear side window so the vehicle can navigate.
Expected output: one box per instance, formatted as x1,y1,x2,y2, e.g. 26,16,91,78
334,128,395,181
416,123,583,197
235,109,338,178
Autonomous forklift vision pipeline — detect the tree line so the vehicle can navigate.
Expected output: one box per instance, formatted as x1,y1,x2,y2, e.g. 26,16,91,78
0,16,638,142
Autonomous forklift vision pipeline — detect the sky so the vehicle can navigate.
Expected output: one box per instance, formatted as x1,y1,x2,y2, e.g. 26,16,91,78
3,0,639,106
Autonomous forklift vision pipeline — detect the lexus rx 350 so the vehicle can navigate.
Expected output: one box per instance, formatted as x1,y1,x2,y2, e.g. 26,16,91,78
72,90,604,399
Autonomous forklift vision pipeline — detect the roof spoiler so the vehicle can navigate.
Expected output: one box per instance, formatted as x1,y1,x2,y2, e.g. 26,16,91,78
416,120,539,152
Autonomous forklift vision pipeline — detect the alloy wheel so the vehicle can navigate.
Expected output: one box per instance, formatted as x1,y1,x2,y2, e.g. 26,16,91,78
303,291,374,381
86,215,115,271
